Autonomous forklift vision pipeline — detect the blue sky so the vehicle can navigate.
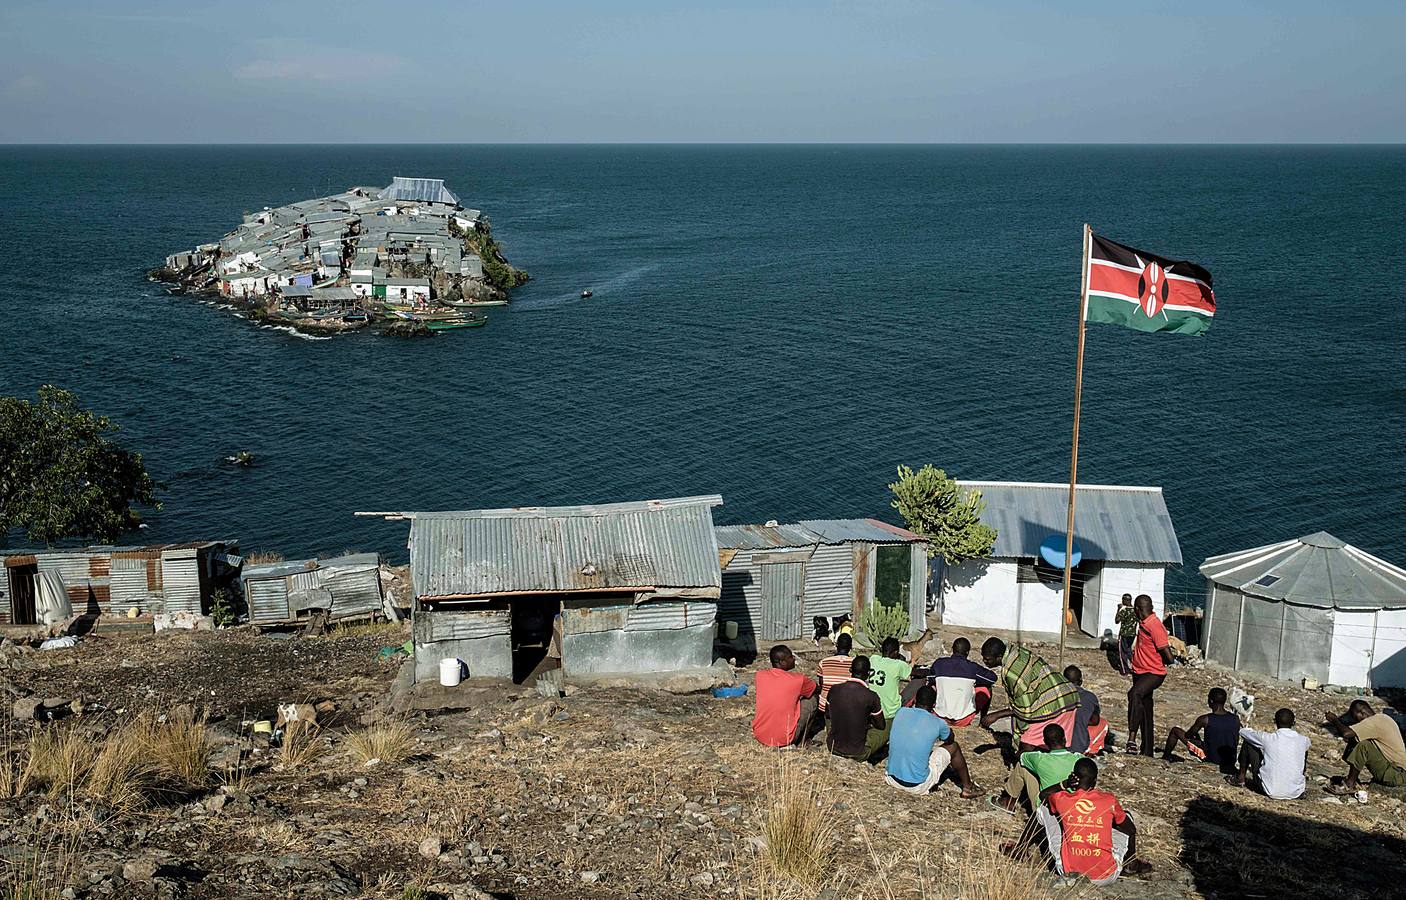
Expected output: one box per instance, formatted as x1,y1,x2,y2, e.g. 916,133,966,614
1,0,1402,143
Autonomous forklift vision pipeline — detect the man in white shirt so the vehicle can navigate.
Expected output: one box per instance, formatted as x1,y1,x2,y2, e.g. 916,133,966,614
1230,707,1311,800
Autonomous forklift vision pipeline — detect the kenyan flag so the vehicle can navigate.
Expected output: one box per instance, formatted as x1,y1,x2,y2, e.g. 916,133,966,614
1086,232,1216,336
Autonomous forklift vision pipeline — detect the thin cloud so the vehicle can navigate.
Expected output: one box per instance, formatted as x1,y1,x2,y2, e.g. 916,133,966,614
234,50,405,83
4,74,42,99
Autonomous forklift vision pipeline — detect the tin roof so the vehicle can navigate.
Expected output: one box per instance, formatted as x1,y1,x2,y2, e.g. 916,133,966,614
713,518,925,550
956,481,1182,564
1200,531,1406,610
399,496,724,599
243,552,380,582
378,177,460,206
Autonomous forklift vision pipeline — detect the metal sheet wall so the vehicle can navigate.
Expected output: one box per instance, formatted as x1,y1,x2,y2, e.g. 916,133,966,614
160,552,202,614
759,562,805,641
321,568,383,617
720,550,763,635
247,580,290,624
413,608,513,682
111,556,157,612
1205,585,1242,665
908,544,928,639
1237,592,1285,677
1278,603,1332,683
0,568,10,622
803,544,857,618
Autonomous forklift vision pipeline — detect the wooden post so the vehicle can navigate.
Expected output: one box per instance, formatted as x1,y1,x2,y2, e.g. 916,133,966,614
1059,224,1094,666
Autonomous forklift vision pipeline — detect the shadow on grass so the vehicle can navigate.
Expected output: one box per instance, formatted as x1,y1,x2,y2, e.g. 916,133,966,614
1180,796,1406,899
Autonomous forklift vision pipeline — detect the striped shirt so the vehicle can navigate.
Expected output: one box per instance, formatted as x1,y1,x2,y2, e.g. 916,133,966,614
816,654,854,711
1001,645,1079,730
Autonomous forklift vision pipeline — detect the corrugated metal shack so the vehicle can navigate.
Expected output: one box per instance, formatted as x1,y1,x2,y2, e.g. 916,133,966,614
0,542,239,625
370,496,723,684
1201,531,1406,689
241,553,384,627
715,519,929,644
941,482,1182,638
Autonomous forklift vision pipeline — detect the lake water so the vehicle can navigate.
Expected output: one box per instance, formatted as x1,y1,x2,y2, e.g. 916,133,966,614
2,144,1403,605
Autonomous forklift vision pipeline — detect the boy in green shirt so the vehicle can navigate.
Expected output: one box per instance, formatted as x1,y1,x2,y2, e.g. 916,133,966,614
991,723,1081,814
866,637,913,751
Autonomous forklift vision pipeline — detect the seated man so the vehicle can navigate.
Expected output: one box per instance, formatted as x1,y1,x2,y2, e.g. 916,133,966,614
927,637,998,726
1017,757,1151,884
1231,707,1310,800
885,684,979,798
1161,687,1241,773
980,638,1080,752
991,723,1081,814
1062,665,1107,755
1325,699,1406,793
815,632,855,715
867,637,913,744
752,644,819,748
826,656,886,762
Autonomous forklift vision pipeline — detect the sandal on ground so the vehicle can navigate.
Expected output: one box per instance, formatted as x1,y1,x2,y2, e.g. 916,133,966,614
1325,783,1355,796
959,786,982,800
987,795,1017,816
1124,742,1139,754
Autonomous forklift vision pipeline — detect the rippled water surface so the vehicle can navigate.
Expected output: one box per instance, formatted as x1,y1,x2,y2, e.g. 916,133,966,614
2,145,1403,602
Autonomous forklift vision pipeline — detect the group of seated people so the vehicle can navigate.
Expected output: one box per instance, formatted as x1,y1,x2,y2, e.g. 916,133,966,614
753,634,1144,883
752,633,1406,885
1161,688,1406,801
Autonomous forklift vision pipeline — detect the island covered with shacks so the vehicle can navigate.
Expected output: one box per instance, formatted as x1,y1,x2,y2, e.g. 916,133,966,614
152,176,528,336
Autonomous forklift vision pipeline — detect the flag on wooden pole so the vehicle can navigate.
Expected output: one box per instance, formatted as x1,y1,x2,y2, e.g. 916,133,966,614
1086,232,1216,336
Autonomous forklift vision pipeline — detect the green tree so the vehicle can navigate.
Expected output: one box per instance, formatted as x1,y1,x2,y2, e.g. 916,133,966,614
888,464,996,565
0,386,160,544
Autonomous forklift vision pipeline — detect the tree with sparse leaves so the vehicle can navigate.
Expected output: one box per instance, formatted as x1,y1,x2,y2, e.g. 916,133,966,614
888,464,996,565
0,386,160,545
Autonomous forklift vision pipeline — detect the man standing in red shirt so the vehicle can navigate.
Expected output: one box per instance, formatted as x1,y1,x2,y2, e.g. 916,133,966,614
753,644,819,747
1126,594,1173,756
1036,758,1149,884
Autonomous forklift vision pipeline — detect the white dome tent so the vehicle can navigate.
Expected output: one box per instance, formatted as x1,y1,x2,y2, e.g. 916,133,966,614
1200,531,1406,690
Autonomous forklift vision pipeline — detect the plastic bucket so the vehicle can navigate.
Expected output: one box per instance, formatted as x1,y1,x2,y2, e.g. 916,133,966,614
439,657,462,687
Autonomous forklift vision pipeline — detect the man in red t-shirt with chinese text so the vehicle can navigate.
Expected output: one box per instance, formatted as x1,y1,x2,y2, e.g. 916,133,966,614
1036,758,1149,884
753,644,819,747
1126,594,1173,756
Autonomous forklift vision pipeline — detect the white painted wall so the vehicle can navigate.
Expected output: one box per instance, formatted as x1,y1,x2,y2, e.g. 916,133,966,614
1089,564,1167,637
941,558,1063,635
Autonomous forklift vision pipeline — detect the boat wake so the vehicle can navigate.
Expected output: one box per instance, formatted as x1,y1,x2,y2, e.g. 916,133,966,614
515,264,658,311
258,324,333,341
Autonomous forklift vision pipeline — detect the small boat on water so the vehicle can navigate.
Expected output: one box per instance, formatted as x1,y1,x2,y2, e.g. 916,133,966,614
444,299,509,310
581,289,593,298
426,316,486,331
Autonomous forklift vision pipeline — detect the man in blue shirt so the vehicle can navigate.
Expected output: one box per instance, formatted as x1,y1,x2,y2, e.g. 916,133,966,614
885,685,979,797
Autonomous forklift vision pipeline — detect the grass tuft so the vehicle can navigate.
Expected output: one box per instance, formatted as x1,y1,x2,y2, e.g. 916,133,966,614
346,721,417,766
756,761,836,886
278,719,325,770
141,715,212,787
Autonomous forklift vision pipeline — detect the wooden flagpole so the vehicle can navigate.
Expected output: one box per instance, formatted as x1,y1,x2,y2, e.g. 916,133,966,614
1059,223,1094,666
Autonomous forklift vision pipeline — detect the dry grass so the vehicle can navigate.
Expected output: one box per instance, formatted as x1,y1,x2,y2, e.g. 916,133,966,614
346,720,418,765
334,619,405,640
8,715,211,811
20,727,97,801
141,715,212,786
278,719,326,770
84,735,157,813
944,822,1072,900
244,550,285,564
756,761,836,886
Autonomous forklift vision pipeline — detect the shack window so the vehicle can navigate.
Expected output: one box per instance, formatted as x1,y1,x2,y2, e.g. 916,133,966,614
873,545,911,609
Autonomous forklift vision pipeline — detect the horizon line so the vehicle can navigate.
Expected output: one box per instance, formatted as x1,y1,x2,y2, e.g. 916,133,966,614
2,140,1405,148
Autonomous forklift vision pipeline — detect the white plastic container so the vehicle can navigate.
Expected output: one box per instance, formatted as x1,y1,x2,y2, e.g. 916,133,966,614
439,657,462,687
